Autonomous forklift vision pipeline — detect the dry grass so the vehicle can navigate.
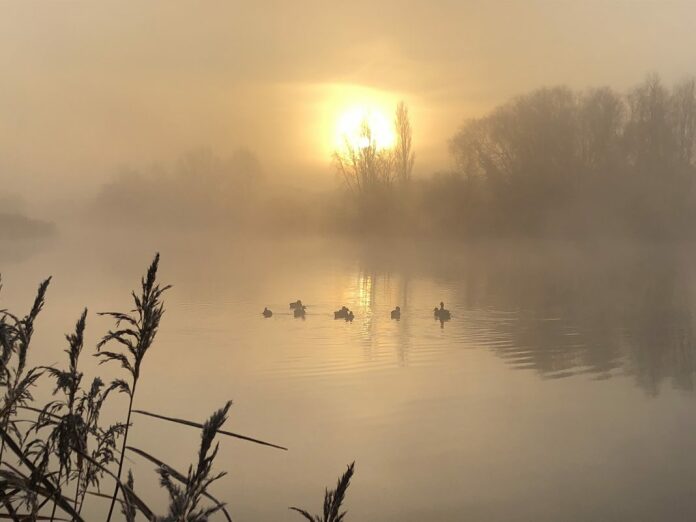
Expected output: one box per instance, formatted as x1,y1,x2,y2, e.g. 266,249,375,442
0,254,354,522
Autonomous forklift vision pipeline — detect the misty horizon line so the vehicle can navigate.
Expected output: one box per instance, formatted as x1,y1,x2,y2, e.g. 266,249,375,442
5,72,696,243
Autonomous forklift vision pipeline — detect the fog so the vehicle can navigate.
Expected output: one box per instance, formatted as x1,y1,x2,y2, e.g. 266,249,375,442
28,74,696,242
9,4,696,521
4,1,696,227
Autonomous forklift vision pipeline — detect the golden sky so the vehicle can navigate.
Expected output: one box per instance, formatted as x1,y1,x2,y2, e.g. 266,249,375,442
2,1,696,200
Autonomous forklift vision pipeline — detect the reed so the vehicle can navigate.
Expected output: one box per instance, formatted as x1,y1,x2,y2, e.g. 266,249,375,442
0,255,355,521
290,462,355,522
95,253,171,522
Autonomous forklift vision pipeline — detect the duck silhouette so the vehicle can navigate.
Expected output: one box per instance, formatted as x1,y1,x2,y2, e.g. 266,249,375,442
434,302,451,320
391,306,401,320
262,307,273,318
334,306,349,319
293,305,306,318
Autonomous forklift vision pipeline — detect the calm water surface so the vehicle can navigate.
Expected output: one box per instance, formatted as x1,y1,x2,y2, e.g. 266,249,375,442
3,230,696,521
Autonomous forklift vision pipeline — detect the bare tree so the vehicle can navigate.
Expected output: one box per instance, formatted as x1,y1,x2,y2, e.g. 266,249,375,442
333,102,417,198
333,120,394,197
578,87,625,170
446,75,696,238
670,78,696,165
625,74,674,166
393,101,415,184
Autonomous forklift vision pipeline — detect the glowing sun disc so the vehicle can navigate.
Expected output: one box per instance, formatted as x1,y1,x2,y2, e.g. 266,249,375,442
334,106,396,151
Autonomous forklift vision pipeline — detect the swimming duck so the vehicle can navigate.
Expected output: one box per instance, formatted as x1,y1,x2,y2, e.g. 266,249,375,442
345,310,355,322
391,306,401,320
435,301,451,320
289,299,303,309
334,306,349,319
262,307,273,318
293,305,306,318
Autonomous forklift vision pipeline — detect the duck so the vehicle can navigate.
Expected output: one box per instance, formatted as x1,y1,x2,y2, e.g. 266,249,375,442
293,305,306,318
345,310,355,322
391,306,401,320
434,301,451,320
334,306,349,319
262,307,273,318
289,299,303,309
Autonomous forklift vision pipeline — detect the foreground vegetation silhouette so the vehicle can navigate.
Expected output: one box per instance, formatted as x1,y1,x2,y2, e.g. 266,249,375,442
290,462,354,522
0,255,354,521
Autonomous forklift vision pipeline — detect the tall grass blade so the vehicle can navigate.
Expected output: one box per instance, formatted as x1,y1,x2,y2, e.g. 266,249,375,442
0,508,70,522
98,253,169,522
68,447,155,521
126,445,233,522
290,462,355,522
0,429,84,522
131,409,288,451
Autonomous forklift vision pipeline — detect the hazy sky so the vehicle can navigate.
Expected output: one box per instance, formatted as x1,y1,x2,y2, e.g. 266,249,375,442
2,1,696,205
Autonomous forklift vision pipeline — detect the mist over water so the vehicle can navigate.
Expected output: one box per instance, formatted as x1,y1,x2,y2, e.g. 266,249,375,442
5,77,696,518
7,3,696,520
4,228,696,521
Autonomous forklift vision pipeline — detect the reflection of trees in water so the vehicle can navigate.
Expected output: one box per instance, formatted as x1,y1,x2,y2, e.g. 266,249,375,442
461,246,696,395
350,269,391,358
356,241,696,395
621,272,696,395
353,270,376,352
345,261,414,365
395,275,412,365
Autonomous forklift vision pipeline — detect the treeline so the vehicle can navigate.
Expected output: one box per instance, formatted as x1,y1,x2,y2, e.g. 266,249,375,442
321,75,696,239
90,75,696,240
92,149,263,230
433,75,696,239
0,212,55,240
0,192,55,240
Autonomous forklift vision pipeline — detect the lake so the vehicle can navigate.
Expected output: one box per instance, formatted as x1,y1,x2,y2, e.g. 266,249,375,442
3,229,696,521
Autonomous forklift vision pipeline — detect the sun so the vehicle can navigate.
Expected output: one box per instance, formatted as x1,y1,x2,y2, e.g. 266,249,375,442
334,105,396,152
311,83,400,158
